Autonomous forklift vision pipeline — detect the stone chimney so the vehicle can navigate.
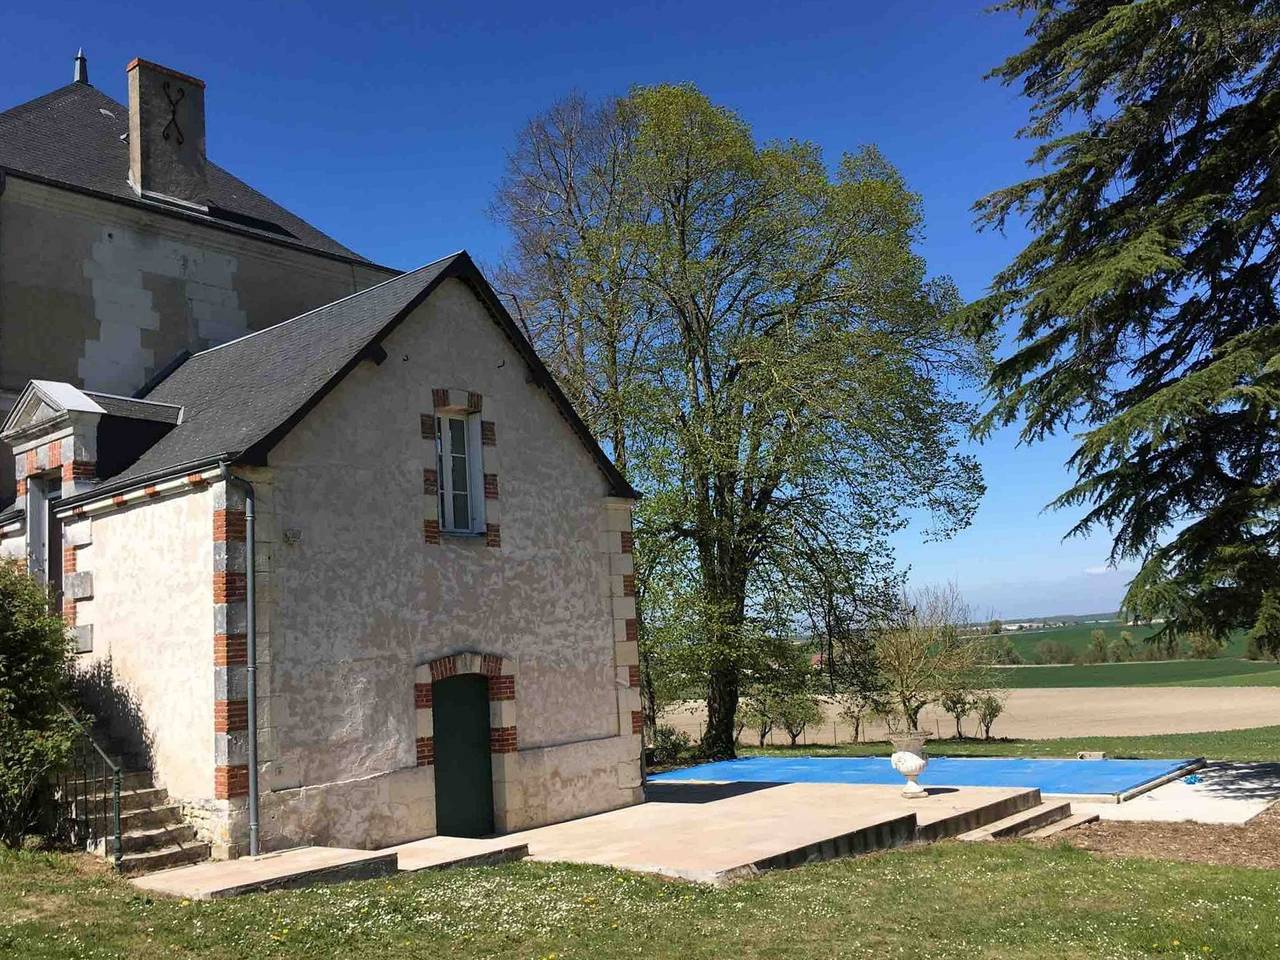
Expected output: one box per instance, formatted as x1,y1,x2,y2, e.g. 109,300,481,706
126,58,207,203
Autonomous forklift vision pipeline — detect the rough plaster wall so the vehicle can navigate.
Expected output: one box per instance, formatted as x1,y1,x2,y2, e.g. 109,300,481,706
265,279,619,794
81,487,215,800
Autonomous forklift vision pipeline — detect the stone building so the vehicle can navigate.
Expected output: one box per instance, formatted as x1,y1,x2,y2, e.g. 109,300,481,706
0,56,642,864
0,53,395,504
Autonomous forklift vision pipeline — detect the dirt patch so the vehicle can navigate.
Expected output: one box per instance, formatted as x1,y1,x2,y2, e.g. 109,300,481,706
1047,803,1280,870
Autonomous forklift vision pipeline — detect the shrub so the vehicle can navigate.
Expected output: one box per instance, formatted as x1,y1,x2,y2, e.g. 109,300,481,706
1187,631,1223,660
649,725,692,765
1033,640,1077,665
991,638,1023,665
776,693,823,746
0,561,78,846
973,691,1006,740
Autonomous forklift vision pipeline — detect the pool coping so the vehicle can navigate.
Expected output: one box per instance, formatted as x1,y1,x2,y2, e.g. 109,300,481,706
1044,757,1206,804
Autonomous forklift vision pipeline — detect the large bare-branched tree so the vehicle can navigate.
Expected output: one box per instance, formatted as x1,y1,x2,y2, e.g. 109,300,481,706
494,85,988,757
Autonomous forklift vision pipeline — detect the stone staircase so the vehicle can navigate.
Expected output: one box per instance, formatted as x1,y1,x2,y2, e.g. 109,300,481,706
78,768,210,873
955,798,1097,842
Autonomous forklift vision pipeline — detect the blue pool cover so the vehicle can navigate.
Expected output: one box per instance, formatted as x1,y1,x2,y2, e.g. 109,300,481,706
649,755,1198,797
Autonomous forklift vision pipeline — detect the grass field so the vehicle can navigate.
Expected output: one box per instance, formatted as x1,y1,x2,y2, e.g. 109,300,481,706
998,656,1280,688
4,843,1280,959
743,725,1280,762
996,619,1254,660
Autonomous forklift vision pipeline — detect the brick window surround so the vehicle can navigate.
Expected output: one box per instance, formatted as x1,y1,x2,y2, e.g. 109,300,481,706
422,387,501,548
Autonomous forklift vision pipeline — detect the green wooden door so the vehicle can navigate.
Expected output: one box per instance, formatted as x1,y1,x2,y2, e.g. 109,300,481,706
432,674,495,837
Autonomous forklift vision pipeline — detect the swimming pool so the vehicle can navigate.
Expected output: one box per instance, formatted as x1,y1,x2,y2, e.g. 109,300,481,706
649,755,1201,798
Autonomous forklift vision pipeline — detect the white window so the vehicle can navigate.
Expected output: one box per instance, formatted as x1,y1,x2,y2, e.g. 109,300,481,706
436,414,484,533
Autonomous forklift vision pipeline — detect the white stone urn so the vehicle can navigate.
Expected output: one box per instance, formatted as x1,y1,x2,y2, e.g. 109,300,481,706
889,732,928,799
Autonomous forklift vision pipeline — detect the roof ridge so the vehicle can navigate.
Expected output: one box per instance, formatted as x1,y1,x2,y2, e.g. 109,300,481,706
82,388,183,409
180,252,465,360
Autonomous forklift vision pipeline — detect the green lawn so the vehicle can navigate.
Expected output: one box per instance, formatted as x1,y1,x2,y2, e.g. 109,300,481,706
998,656,1280,688
4,843,1280,959
996,619,1252,660
744,725,1280,761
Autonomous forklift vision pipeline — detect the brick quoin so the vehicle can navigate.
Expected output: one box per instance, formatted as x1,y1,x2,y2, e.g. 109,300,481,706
480,654,504,677
14,479,25,498
490,726,518,754
416,737,435,766
485,523,502,548
625,618,638,643
430,655,458,682
414,682,433,709
466,391,483,412
213,571,247,604
423,519,441,545
63,546,77,576
25,450,36,475
63,461,95,482
432,388,450,408
420,414,436,439
628,665,641,688
62,598,77,627
422,468,438,496
480,420,496,446
488,675,516,701
214,765,250,799
45,443,62,467
213,509,247,542
631,711,644,735
622,574,635,597
214,699,249,733
483,474,499,500
620,531,634,553
214,634,248,666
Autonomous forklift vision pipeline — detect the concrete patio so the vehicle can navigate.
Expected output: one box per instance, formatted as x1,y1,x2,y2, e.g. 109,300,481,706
505,780,1041,884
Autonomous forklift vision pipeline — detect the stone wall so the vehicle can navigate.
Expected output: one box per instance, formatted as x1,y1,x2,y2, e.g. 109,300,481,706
0,175,393,503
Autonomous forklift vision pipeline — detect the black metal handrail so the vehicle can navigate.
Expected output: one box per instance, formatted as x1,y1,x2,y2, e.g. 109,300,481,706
49,704,123,870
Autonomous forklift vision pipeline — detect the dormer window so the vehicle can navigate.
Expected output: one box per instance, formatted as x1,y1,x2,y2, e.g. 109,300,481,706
436,414,484,534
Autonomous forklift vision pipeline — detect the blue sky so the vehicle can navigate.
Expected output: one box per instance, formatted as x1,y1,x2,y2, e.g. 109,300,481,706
1,0,1131,617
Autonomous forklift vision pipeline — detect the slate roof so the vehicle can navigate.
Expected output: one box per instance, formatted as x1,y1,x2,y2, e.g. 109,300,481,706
78,252,636,500
0,81,381,266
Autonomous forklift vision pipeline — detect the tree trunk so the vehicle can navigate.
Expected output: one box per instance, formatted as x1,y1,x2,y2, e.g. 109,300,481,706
704,664,740,758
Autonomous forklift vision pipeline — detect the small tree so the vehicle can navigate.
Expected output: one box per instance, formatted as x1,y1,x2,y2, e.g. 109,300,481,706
739,695,775,747
0,560,78,846
1086,629,1108,663
777,693,824,747
874,585,990,734
939,686,976,739
973,691,1007,741
988,619,1004,636
1117,630,1135,661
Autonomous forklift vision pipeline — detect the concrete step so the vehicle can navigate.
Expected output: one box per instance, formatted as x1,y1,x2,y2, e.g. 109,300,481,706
1025,810,1100,839
117,804,187,834
76,786,168,813
915,788,1043,843
955,801,1073,842
118,842,210,875
62,770,156,793
95,823,197,856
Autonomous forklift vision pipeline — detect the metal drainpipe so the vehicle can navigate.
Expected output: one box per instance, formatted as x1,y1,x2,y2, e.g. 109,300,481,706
220,463,260,856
